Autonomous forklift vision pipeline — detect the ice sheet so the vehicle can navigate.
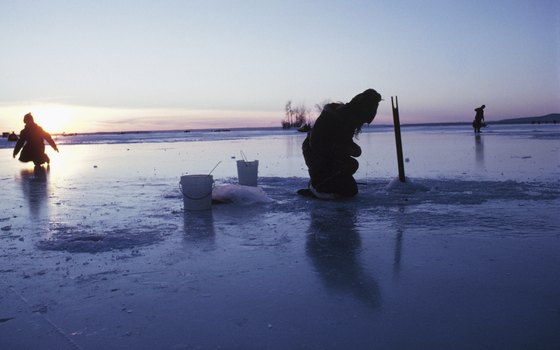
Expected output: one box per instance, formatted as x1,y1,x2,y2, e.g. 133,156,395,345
1,125,559,349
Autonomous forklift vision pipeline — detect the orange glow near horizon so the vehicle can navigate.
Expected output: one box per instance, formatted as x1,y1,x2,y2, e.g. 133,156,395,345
1,104,284,134
22,105,78,134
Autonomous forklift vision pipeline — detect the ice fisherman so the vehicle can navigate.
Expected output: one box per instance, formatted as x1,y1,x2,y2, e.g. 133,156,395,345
472,105,485,133
302,88,382,199
13,113,59,167
7,132,18,141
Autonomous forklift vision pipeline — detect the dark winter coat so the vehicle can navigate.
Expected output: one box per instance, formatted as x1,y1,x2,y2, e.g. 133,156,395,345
13,122,58,165
302,103,362,197
302,89,381,197
472,106,485,131
474,107,484,123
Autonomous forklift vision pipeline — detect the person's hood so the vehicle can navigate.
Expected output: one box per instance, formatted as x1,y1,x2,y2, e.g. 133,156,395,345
339,89,382,126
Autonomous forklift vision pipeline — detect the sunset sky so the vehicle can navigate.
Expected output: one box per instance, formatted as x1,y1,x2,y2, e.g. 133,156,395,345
1,0,558,133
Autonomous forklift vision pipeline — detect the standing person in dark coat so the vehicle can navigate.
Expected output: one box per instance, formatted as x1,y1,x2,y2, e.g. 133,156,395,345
472,105,485,133
13,113,59,166
302,88,382,199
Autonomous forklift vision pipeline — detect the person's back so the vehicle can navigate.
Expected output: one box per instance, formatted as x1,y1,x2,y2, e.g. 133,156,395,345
303,103,349,167
13,113,58,166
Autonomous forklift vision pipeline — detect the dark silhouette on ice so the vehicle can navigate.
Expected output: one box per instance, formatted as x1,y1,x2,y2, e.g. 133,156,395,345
472,105,486,133
302,88,382,199
7,131,18,141
13,113,59,167
306,207,380,308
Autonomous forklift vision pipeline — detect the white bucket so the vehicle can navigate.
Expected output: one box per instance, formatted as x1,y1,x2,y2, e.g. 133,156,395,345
237,160,258,187
180,175,214,211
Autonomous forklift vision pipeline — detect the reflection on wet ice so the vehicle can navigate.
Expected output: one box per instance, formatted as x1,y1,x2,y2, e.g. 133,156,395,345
183,210,216,250
18,166,49,219
475,134,485,168
306,206,380,309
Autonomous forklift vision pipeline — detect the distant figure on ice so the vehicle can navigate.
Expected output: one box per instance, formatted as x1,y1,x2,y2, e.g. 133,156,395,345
13,113,59,167
472,105,486,133
7,132,18,141
301,88,382,199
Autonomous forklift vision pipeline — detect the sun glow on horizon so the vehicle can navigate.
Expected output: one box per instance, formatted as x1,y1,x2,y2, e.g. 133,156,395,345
28,105,79,134
1,103,285,133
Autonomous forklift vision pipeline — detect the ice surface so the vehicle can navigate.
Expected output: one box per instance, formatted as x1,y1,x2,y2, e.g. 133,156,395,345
0,124,559,349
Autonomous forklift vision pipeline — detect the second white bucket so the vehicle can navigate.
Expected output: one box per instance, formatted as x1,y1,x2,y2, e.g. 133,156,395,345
237,160,258,187
180,174,214,211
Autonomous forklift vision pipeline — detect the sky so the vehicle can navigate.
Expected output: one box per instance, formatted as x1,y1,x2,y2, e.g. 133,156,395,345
1,0,559,133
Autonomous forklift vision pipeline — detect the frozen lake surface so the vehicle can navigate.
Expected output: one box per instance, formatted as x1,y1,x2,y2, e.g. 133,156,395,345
1,124,559,349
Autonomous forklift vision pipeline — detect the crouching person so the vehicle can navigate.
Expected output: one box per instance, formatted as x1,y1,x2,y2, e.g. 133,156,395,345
13,113,59,167
302,88,382,199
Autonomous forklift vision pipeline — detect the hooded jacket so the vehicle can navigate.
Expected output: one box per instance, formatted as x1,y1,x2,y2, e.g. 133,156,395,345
13,122,58,164
303,89,381,179
303,103,361,175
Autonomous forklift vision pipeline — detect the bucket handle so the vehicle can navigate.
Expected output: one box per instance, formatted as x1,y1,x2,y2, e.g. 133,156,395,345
208,161,222,175
240,150,249,166
179,181,215,200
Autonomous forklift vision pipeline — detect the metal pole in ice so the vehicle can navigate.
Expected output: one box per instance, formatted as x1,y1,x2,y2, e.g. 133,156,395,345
391,96,406,182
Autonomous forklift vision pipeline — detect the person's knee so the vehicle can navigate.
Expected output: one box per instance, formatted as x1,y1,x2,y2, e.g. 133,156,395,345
334,157,359,175
347,158,359,174
338,177,358,197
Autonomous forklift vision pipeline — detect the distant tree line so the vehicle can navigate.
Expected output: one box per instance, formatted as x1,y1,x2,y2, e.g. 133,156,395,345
281,100,331,129
282,101,308,129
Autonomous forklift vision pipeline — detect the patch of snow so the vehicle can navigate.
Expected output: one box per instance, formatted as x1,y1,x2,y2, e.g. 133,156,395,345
385,177,429,194
212,184,274,205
